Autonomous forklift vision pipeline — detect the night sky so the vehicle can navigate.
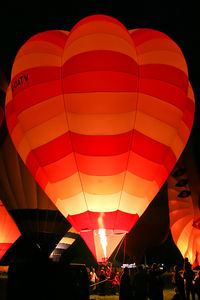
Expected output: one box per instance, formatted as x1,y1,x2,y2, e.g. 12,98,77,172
0,1,200,265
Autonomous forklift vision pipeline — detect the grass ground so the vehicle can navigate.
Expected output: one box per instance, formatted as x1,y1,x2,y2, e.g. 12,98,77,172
90,288,199,299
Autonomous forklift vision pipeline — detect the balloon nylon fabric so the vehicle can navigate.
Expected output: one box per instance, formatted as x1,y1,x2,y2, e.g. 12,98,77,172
0,200,20,259
5,15,194,261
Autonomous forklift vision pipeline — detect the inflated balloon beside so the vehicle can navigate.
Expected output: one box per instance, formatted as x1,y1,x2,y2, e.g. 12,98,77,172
5,15,195,261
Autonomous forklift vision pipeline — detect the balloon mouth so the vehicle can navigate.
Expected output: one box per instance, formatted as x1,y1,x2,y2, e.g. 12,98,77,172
192,218,200,229
93,229,127,262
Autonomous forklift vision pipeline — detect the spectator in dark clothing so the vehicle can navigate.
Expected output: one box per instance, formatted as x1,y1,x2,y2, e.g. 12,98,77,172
194,270,200,300
119,267,133,300
147,263,166,300
132,265,147,300
183,259,195,300
183,258,191,272
99,269,106,296
173,265,186,300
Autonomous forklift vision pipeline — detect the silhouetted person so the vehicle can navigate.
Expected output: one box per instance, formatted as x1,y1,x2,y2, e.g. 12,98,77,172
120,267,133,300
132,265,147,300
194,270,200,300
99,268,106,296
183,259,195,300
173,265,186,300
183,258,191,272
147,263,166,300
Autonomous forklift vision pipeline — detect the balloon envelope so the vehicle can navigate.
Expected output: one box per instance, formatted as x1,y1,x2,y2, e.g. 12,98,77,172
168,138,200,267
5,15,195,261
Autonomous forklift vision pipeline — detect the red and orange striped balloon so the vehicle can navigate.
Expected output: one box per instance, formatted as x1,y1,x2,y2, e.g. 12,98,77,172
5,15,195,261
168,139,200,267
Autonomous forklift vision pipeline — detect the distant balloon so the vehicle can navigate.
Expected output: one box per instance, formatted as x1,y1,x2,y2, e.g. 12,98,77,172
168,138,200,267
5,15,195,261
0,199,20,260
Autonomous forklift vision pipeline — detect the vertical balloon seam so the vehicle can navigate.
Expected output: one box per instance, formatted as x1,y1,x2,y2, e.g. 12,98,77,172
112,28,140,233
60,31,92,229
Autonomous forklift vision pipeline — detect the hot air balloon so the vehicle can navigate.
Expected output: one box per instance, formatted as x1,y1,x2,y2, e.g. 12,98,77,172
168,137,200,267
5,15,195,262
50,227,79,261
0,200,20,259
0,70,70,257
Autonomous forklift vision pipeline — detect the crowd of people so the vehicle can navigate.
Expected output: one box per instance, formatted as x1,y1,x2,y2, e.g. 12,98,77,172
88,261,166,299
172,257,200,300
88,258,200,300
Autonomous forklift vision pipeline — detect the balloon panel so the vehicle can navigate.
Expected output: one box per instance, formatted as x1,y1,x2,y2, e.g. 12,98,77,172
5,16,195,261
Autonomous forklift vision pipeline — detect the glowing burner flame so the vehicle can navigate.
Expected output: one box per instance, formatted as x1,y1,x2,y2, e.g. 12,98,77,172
99,228,107,259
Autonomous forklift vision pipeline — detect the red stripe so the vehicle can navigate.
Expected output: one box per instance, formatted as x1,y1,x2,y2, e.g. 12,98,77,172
6,114,18,134
11,67,61,99
132,130,170,164
182,110,194,131
130,29,168,46
26,152,40,177
70,15,127,34
186,97,195,115
13,79,62,115
28,30,68,48
27,129,179,168
140,64,188,93
71,131,133,156
5,100,13,120
63,71,138,93
140,78,187,111
62,51,138,77
67,210,139,232
28,131,132,167
163,150,177,173
31,133,73,166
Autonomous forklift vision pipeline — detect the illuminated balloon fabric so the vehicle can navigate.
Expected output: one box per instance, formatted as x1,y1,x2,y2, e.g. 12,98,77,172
168,140,200,266
0,135,70,254
5,16,195,261
0,200,20,259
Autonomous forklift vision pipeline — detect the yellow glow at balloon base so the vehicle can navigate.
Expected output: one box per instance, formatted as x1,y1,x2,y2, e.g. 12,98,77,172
93,229,126,262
